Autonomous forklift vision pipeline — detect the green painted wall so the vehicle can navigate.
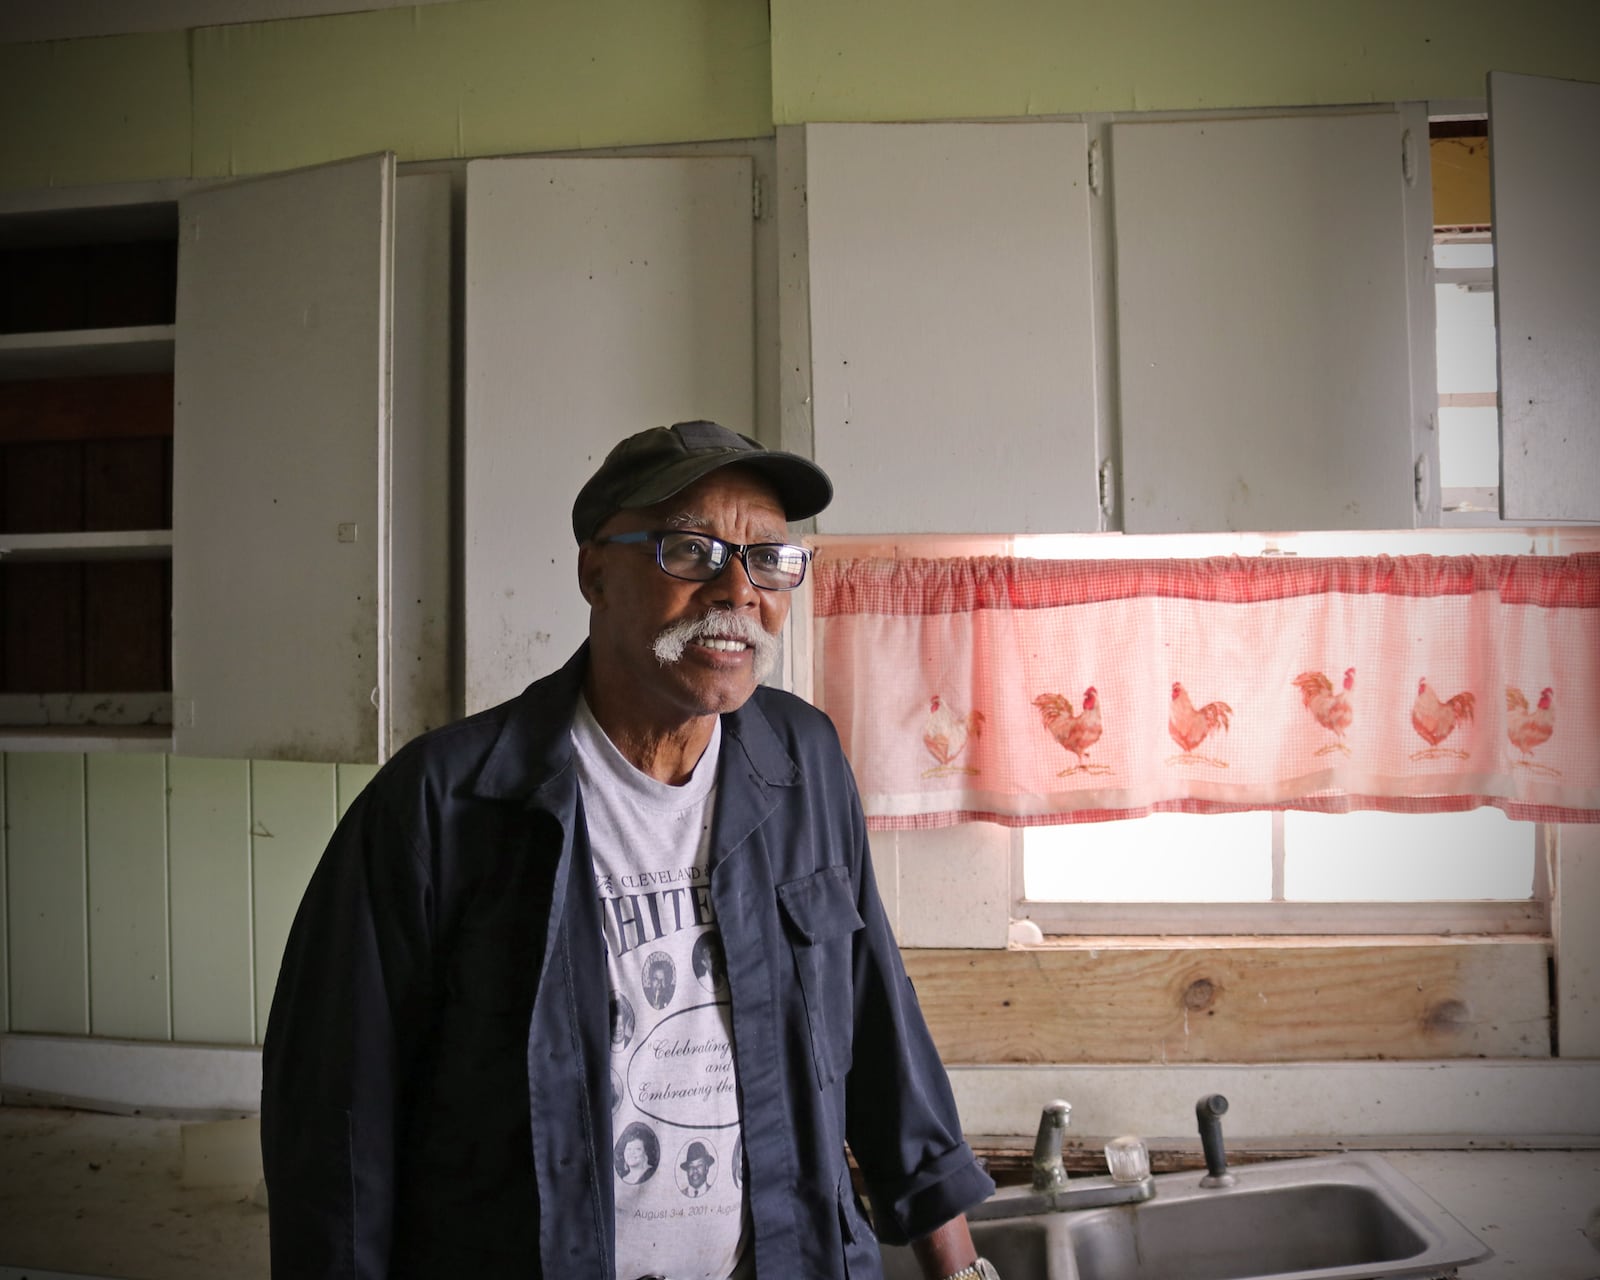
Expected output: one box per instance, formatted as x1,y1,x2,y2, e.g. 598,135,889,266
769,0,1600,122
8,0,1600,192
1,0,772,190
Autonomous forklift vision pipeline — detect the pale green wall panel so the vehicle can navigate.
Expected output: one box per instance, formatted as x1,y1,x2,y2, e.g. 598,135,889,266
337,763,379,819
4,754,89,1034
770,0,1600,123
85,754,172,1041
0,32,192,191
169,756,254,1045
190,0,771,179
251,761,337,1042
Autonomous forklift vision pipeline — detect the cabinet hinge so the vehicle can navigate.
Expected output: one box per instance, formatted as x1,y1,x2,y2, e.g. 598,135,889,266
1414,452,1429,514
752,175,764,221
1088,139,1103,196
1098,457,1115,521
1401,129,1417,186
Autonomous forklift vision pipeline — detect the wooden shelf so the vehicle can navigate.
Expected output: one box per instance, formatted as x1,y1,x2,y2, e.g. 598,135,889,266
0,325,176,380
0,529,172,561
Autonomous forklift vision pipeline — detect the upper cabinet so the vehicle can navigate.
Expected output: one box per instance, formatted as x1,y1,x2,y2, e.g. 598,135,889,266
803,123,1102,535
0,191,181,747
172,154,450,762
462,156,757,713
2,155,450,762
1489,71,1600,523
1112,106,1436,533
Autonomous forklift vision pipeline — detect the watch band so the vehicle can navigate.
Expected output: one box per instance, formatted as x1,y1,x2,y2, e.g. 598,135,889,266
942,1259,1000,1280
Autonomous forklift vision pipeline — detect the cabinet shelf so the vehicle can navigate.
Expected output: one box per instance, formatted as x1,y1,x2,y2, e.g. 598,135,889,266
0,529,172,561
0,325,176,380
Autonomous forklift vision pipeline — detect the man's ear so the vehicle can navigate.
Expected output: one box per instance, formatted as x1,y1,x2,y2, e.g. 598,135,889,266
577,543,604,606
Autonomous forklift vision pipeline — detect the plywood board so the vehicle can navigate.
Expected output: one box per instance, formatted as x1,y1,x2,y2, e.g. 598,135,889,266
167,755,253,1045
904,939,1550,1063
806,122,1101,534
85,752,170,1040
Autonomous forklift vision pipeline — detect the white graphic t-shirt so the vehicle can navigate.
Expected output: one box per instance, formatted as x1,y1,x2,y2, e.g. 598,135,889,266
572,698,750,1280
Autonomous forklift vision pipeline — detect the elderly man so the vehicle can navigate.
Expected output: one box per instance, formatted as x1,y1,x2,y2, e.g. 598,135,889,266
260,421,998,1279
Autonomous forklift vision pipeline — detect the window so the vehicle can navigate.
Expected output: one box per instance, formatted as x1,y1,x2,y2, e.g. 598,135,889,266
1016,806,1549,936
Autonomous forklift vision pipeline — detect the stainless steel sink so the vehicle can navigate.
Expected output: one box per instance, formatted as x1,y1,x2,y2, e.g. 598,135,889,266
879,1153,1491,1280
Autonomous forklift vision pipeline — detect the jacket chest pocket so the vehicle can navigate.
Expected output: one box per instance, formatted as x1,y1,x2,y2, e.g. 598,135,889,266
776,865,865,1088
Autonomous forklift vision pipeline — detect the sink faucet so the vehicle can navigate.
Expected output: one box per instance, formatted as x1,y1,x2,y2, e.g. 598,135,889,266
968,1100,1156,1222
1196,1093,1237,1188
1031,1099,1072,1191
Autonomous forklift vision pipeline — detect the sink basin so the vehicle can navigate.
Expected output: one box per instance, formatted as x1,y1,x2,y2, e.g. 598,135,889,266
878,1153,1490,1280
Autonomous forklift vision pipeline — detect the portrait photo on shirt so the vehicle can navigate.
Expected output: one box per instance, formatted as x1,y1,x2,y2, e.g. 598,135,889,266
676,1139,717,1198
641,950,677,1010
614,1121,661,1185
609,989,636,1051
692,932,728,993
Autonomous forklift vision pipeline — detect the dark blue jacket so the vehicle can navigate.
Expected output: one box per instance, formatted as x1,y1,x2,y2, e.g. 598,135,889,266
261,647,993,1278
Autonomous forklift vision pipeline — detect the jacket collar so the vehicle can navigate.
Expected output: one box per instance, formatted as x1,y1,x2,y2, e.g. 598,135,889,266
471,643,801,805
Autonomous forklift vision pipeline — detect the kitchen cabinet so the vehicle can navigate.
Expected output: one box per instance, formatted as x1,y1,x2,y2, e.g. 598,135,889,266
462,155,757,712
803,122,1102,535
0,191,181,745
1112,106,1437,533
1,155,450,762
1489,71,1600,524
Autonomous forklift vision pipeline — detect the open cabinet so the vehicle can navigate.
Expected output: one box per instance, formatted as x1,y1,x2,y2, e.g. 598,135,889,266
1,153,449,762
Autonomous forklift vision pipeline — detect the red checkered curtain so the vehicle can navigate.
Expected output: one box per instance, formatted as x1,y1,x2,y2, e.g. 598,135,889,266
811,553,1600,830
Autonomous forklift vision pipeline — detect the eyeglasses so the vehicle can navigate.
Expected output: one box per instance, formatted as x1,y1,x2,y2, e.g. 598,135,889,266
597,530,812,591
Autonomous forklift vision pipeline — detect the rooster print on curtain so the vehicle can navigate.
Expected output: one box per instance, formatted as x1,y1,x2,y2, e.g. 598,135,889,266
1167,682,1233,768
1506,686,1557,777
1032,687,1108,776
1292,667,1355,756
921,694,985,777
1411,677,1476,760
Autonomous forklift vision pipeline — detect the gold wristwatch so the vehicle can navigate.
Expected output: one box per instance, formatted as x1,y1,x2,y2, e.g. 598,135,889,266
942,1260,1000,1280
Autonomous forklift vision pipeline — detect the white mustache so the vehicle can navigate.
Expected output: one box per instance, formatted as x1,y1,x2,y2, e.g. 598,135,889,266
653,612,780,682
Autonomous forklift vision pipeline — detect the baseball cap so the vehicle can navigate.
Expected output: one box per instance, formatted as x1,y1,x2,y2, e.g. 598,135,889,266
571,420,833,543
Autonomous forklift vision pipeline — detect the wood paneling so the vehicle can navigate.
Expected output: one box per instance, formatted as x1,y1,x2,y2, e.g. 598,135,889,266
86,753,170,1040
2,563,85,692
83,561,170,692
4,753,88,1034
0,375,174,446
904,939,1551,1063
250,761,337,1042
167,756,253,1045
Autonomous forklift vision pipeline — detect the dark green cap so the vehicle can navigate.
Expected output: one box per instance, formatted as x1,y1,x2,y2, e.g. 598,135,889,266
571,420,833,543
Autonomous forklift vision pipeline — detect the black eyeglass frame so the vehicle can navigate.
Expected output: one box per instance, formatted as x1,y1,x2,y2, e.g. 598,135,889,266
597,529,813,591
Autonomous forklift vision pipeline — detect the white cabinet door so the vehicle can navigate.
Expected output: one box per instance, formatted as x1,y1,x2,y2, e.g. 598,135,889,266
173,153,395,762
463,156,754,714
1113,109,1435,532
1490,71,1600,523
805,123,1101,534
